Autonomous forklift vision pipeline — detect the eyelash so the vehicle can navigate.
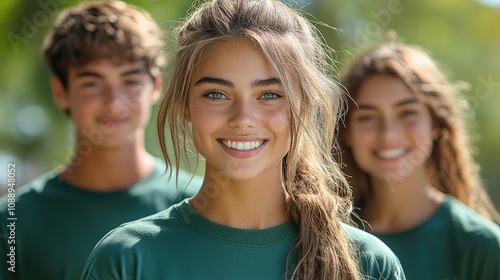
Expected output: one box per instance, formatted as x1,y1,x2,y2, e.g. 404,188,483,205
355,109,419,123
82,82,97,88
356,115,375,122
401,110,418,117
201,90,283,100
202,90,227,100
260,91,283,100
125,80,142,86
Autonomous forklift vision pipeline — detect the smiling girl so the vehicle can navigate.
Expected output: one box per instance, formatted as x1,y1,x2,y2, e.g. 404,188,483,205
81,1,406,279
338,42,500,280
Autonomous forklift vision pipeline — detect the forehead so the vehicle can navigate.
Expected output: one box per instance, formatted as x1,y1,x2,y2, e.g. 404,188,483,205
192,39,276,83
355,74,417,106
68,59,148,76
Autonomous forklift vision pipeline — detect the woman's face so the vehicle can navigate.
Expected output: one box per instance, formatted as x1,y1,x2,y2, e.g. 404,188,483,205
186,39,291,182
346,74,437,184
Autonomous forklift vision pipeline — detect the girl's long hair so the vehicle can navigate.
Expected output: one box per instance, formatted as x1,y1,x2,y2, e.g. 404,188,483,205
157,0,361,279
339,43,500,223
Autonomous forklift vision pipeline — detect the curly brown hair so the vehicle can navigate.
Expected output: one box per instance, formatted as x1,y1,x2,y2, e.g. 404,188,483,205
43,0,165,88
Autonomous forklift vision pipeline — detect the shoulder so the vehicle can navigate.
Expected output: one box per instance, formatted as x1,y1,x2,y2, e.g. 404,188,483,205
444,196,500,244
0,169,60,211
444,197,500,260
87,200,188,253
342,223,406,280
440,196,500,278
81,201,189,279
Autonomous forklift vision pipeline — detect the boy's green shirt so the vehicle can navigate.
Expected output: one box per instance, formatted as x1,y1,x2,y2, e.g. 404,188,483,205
0,158,201,280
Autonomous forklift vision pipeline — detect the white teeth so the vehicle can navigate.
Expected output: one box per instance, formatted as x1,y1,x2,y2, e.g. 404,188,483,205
221,140,264,150
377,149,405,159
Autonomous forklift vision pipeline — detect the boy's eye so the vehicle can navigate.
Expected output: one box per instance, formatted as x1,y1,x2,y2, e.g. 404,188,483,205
125,79,142,86
203,91,227,100
82,81,99,88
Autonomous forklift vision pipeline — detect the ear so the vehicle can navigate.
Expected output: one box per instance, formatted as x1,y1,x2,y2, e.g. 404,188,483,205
151,76,163,103
51,77,70,111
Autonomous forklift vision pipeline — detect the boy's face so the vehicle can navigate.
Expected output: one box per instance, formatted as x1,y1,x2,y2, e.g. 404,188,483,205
53,59,161,148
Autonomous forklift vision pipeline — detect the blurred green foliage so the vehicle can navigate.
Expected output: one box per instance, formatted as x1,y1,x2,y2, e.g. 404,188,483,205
1,0,499,210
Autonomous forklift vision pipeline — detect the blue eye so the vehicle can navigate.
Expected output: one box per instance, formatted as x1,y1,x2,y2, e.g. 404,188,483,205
260,92,281,100
203,91,227,100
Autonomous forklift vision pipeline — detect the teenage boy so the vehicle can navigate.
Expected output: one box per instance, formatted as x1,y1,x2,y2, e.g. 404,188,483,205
0,2,201,279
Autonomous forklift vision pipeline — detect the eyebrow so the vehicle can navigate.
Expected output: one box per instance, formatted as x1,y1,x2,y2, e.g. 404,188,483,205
74,68,147,79
251,77,282,87
194,77,233,87
357,97,420,110
194,76,282,88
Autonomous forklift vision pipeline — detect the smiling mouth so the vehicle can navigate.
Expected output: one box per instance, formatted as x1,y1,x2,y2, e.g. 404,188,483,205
220,140,266,151
376,148,406,159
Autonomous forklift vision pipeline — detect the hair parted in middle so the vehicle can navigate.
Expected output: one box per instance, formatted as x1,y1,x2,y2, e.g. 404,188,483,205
157,0,360,279
338,42,500,223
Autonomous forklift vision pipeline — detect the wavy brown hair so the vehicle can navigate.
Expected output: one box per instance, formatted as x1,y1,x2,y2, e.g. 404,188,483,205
43,0,165,88
157,0,360,279
339,43,500,223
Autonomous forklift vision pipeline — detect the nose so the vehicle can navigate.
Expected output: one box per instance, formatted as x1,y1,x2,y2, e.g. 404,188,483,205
104,85,129,117
380,117,400,141
103,85,124,103
228,98,257,130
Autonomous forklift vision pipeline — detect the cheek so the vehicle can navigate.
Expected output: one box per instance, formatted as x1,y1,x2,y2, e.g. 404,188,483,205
407,122,435,158
189,106,220,143
348,127,376,169
268,111,290,133
190,105,222,127
135,99,154,125
119,91,147,114
70,96,98,117
350,125,375,149
268,108,291,136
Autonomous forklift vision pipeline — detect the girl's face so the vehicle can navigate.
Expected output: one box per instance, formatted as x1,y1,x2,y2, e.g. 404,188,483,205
347,74,437,184
187,39,291,181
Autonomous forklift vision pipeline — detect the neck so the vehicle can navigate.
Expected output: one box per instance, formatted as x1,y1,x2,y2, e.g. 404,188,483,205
61,141,155,192
190,165,289,230
362,168,445,233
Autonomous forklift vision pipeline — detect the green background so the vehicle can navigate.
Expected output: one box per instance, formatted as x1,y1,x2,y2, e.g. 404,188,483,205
1,0,499,211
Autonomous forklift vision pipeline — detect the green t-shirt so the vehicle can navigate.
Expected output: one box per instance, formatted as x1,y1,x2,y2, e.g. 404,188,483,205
81,199,406,280
366,196,500,280
0,158,202,280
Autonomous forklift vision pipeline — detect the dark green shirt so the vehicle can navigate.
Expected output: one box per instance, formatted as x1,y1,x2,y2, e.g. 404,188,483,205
82,199,406,280
367,196,500,280
0,158,202,280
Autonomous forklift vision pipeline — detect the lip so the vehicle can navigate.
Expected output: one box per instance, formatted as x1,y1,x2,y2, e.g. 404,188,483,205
374,148,407,161
218,138,268,158
220,139,266,150
98,116,129,127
